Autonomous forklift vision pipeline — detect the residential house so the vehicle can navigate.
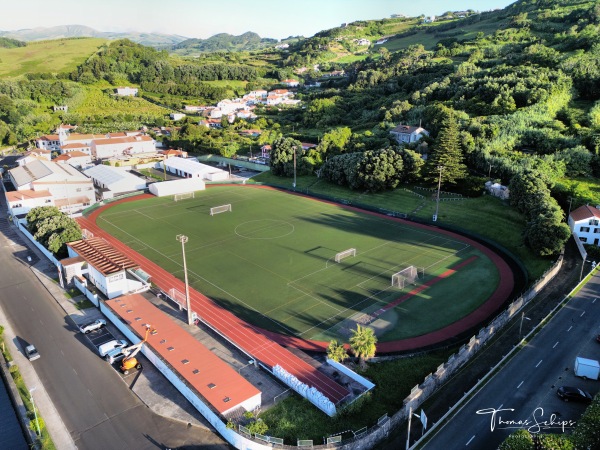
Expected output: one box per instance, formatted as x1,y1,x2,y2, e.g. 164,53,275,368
282,79,300,87
36,134,61,151
8,160,95,215
60,142,92,156
261,145,272,158
390,124,429,144
569,205,600,246
5,189,54,217
53,105,68,112
301,142,317,151
170,113,186,121
17,149,52,166
159,149,188,159
115,86,138,96
354,38,370,46
53,151,93,169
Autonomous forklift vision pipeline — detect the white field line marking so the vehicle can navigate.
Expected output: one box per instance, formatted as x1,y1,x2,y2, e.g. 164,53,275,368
553,342,559,348
567,325,573,332
536,360,542,367
517,381,524,389
466,435,475,446
580,311,586,317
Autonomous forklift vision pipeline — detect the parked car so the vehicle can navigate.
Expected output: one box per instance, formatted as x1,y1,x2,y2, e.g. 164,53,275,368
105,347,129,364
98,339,128,357
79,319,106,334
557,386,593,403
25,344,40,361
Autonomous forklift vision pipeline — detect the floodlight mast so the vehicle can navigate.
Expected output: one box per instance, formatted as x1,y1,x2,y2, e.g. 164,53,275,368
176,234,193,325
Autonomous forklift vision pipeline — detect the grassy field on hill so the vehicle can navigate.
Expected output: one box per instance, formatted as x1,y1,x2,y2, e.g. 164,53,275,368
0,38,106,77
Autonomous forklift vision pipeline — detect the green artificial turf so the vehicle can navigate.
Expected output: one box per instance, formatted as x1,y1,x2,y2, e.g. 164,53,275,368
97,186,500,342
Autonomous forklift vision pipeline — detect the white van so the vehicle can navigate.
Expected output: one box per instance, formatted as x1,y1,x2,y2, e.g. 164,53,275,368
105,347,129,364
98,339,128,357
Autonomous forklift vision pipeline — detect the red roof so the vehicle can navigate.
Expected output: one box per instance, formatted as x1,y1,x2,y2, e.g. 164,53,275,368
106,294,260,415
570,205,600,222
6,189,52,202
61,143,90,149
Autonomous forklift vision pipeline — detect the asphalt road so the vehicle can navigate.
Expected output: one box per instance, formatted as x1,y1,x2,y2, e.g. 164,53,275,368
0,220,228,449
421,273,600,449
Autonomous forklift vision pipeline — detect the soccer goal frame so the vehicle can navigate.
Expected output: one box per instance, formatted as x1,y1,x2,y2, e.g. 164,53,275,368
391,266,423,289
174,191,195,201
210,204,232,216
334,248,356,263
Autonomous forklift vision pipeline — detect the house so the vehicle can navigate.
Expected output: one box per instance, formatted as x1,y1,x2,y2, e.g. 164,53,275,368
16,149,52,166
170,113,186,121
390,124,429,144
301,142,317,151
91,135,155,160
261,145,272,158
84,165,147,200
36,134,61,151
354,38,370,46
569,205,600,246
8,160,95,214
115,87,138,96
53,105,68,112
53,151,93,169
5,189,54,217
282,79,300,87
159,149,188,159
484,181,509,200
60,142,92,156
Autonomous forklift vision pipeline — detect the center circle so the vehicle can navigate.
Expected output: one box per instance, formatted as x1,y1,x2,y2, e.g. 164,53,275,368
235,219,295,239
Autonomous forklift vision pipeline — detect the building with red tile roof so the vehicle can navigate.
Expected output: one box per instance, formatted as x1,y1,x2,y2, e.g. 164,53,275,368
569,205,600,246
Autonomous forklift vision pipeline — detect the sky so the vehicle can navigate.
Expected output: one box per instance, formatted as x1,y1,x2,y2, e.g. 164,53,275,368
0,0,517,40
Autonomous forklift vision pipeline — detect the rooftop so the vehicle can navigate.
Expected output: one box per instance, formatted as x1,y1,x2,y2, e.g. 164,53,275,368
67,237,138,276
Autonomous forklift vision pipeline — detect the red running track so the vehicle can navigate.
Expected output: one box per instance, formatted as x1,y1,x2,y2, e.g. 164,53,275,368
79,198,349,404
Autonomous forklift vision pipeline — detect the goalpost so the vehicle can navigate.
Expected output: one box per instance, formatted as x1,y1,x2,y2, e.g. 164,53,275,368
210,204,232,216
334,248,356,263
391,266,423,289
174,191,195,201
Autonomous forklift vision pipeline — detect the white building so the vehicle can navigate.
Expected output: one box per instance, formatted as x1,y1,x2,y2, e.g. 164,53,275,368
54,151,94,170
5,189,54,217
281,79,300,87
61,142,92,156
170,113,186,121
149,178,206,197
36,134,61,151
16,149,52,166
390,124,429,144
91,135,155,160
115,87,138,96
65,237,150,299
163,157,228,181
8,160,95,214
84,165,147,199
569,205,600,246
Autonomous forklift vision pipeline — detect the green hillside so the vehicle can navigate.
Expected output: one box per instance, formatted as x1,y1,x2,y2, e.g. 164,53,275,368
0,38,106,77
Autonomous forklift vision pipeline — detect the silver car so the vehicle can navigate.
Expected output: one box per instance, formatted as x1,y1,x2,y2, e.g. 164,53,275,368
25,344,40,361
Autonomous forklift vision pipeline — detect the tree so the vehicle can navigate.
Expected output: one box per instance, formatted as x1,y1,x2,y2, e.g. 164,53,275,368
349,325,377,369
269,136,312,177
26,206,82,258
327,340,348,363
426,111,467,184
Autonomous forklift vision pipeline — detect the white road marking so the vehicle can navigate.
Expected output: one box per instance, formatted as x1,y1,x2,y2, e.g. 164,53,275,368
517,381,524,388
567,326,573,332
466,435,475,446
553,342,559,348
580,311,586,317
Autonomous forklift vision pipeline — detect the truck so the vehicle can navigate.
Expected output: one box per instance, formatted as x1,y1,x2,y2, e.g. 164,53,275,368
574,357,600,380
119,325,155,375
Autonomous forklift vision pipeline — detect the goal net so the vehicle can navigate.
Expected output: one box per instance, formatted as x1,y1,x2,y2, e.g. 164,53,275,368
334,248,356,263
210,204,232,216
391,266,419,289
174,191,195,201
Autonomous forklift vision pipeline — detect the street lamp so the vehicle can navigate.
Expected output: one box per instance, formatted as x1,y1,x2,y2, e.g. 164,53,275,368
488,163,494,180
176,234,193,325
433,166,443,222
292,146,297,189
29,387,41,437
579,258,597,281
519,312,531,337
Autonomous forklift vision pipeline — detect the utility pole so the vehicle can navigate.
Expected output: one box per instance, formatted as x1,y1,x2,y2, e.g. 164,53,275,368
433,166,443,222
176,234,193,325
488,163,493,180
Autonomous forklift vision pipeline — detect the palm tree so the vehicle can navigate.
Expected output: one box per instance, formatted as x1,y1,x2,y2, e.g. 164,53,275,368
349,325,377,369
327,340,348,363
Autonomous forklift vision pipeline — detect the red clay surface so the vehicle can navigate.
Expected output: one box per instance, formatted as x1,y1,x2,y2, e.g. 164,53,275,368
83,185,515,357
79,196,349,404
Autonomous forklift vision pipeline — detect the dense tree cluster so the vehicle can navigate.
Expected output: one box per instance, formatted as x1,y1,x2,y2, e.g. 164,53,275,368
26,207,82,258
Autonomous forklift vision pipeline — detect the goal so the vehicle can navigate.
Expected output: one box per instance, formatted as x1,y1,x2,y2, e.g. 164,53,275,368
210,204,232,216
334,248,356,263
391,266,420,289
174,191,195,201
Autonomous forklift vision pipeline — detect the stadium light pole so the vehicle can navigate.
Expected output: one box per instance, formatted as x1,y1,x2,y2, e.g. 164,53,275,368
433,166,444,222
519,312,531,337
176,234,193,325
292,146,297,189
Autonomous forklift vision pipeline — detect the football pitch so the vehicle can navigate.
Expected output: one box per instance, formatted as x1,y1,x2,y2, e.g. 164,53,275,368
96,186,501,343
